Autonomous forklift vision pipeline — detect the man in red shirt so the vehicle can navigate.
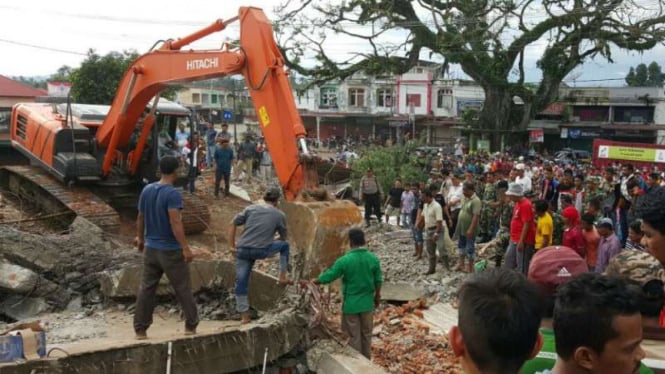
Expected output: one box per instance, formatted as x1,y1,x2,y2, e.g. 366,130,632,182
503,183,536,274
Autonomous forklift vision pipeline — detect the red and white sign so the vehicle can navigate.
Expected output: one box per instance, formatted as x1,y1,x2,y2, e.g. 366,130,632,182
529,129,544,143
47,82,72,97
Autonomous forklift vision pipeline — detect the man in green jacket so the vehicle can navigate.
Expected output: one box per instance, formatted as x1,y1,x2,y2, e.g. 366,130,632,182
310,228,383,359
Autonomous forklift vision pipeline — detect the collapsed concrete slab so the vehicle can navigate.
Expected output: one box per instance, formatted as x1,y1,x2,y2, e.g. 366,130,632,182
306,340,388,374
280,200,362,279
98,260,226,299
0,296,50,321
380,282,426,302
98,260,288,312
0,308,306,374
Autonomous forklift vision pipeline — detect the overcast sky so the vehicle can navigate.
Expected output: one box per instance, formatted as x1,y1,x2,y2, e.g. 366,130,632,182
0,0,663,87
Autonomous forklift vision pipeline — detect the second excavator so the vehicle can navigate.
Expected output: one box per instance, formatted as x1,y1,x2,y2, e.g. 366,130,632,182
3,7,362,278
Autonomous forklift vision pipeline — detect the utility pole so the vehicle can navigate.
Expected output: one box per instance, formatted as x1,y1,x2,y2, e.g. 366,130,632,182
233,80,238,147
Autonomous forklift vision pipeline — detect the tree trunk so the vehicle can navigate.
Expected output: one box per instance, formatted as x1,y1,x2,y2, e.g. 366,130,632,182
477,87,519,151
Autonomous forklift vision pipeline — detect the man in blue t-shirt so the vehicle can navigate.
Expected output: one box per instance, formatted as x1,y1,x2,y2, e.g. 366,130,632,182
133,156,198,340
213,138,234,198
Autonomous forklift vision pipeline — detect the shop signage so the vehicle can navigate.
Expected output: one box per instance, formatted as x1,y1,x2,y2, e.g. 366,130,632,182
529,129,544,143
597,145,665,163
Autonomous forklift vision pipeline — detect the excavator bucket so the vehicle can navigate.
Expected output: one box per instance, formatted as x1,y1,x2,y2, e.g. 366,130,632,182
280,199,363,279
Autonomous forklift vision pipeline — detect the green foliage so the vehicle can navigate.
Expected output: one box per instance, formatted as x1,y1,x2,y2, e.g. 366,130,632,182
635,63,649,86
351,143,428,195
70,49,139,104
10,76,46,89
50,65,73,83
647,62,665,86
626,61,664,86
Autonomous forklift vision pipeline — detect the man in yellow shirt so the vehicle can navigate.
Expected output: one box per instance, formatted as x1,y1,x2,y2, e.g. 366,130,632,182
534,200,553,250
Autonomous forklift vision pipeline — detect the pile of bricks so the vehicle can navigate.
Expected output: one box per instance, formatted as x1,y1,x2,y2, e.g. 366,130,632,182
371,298,460,373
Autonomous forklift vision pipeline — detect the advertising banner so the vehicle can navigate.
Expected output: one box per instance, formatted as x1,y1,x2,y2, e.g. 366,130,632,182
529,129,544,143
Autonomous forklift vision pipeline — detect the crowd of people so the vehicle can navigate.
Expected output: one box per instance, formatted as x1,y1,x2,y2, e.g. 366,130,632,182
359,149,665,277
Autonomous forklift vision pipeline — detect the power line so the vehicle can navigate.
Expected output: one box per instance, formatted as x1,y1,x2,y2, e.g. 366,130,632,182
0,38,88,56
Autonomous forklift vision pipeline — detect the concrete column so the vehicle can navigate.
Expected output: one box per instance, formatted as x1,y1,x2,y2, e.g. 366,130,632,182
427,125,432,144
344,123,348,139
316,116,321,145
372,122,376,138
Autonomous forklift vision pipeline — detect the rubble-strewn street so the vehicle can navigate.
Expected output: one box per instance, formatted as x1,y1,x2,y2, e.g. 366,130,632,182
0,172,478,372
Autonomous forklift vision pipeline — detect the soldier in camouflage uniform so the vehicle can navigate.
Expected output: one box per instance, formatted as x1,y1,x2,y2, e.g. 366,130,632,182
551,209,565,246
605,249,665,285
475,173,486,199
478,171,498,242
583,176,604,207
493,181,512,267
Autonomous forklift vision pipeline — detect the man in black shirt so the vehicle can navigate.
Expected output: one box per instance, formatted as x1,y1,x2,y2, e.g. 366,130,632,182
384,179,404,226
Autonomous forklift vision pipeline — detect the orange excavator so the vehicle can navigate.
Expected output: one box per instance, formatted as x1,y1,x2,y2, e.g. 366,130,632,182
1,7,361,277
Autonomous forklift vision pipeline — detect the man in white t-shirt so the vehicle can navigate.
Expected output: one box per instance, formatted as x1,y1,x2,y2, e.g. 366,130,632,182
515,163,533,195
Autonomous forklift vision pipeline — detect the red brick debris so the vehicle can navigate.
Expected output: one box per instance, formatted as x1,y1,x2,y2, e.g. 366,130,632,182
371,298,460,373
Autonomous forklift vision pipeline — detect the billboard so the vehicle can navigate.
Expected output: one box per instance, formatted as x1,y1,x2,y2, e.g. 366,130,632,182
593,139,665,169
47,82,72,97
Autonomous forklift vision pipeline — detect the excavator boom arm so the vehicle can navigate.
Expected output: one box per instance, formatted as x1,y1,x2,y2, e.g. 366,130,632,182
96,7,309,199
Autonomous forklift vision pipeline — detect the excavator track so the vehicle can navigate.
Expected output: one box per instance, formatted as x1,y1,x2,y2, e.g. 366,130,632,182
0,166,210,235
0,165,121,233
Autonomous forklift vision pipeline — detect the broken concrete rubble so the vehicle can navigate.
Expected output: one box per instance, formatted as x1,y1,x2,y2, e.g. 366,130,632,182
380,282,426,302
307,339,388,374
0,261,70,309
0,296,50,321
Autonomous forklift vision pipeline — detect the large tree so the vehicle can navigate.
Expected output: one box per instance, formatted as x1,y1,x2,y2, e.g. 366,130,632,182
647,61,665,86
276,0,665,147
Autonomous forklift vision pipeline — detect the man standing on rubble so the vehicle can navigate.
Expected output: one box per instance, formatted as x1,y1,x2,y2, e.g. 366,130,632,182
308,228,383,359
229,187,291,324
133,156,199,340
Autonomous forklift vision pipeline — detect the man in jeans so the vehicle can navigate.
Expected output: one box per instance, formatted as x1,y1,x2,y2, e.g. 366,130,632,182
133,156,198,340
229,187,291,324
503,182,536,274
309,228,382,359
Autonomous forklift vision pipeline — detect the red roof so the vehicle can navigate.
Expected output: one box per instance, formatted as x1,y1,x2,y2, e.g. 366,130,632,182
0,75,47,98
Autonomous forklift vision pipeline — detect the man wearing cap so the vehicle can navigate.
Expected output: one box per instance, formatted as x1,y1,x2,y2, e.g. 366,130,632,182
515,163,532,195
504,182,536,274
595,217,622,273
229,187,291,324
606,250,665,337
521,246,589,374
